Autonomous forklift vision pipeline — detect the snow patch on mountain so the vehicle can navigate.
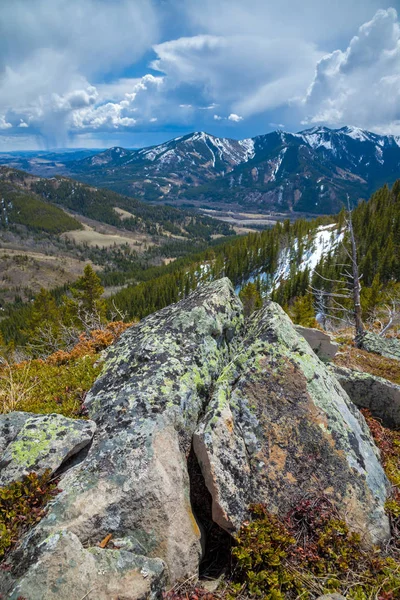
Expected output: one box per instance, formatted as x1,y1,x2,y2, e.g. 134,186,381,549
270,148,287,181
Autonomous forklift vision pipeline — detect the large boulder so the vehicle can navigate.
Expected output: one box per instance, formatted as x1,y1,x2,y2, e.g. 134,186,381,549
194,302,390,545
0,280,391,599
295,325,339,360
0,412,96,486
358,331,400,361
333,365,400,429
1,278,244,599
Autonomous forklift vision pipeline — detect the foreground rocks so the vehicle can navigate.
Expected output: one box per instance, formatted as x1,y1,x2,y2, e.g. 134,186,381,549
194,302,389,544
0,279,391,599
7,531,166,600
295,325,339,360
358,331,400,361
333,365,400,429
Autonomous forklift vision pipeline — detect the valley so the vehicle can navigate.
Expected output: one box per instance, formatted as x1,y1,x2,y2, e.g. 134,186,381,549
0,166,235,305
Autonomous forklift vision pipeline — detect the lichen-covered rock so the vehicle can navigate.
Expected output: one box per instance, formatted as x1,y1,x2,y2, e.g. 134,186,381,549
1,280,391,598
295,324,339,360
0,411,32,457
333,365,400,429
0,412,96,485
7,530,166,600
358,331,400,361
194,302,390,546
0,278,243,598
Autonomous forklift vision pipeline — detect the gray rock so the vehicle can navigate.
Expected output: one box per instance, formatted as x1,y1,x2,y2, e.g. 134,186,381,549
333,365,400,429
295,325,339,360
0,412,96,486
0,411,32,456
316,595,347,600
0,278,244,598
194,301,390,546
1,280,392,598
7,530,166,600
358,331,400,361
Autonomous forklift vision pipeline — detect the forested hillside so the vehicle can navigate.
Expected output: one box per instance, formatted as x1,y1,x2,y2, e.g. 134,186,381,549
0,180,82,234
0,166,237,306
6,168,233,240
1,180,398,351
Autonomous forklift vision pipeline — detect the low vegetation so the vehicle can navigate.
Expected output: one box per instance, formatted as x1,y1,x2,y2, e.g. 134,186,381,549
0,321,131,418
0,470,60,560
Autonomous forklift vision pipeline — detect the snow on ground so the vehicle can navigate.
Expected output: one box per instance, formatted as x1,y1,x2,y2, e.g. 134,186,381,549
274,224,343,284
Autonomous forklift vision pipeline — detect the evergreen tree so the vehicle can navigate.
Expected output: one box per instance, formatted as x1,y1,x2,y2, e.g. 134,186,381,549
239,282,263,317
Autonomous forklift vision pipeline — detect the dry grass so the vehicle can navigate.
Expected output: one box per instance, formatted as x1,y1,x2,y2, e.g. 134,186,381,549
0,250,94,302
334,345,400,385
0,359,38,413
61,223,153,249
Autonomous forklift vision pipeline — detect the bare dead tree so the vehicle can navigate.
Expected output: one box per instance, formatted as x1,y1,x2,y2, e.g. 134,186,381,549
346,196,364,337
310,196,364,337
368,294,400,336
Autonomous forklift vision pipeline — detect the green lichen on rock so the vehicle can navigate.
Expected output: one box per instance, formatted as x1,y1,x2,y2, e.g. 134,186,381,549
194,300,390,546
358,331,400,361
0,412,96,486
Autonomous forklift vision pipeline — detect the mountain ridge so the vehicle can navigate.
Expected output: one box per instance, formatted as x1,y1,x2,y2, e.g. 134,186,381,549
66,125,400,213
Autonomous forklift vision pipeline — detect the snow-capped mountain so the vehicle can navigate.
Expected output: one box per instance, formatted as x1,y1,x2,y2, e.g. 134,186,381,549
69,126,400,214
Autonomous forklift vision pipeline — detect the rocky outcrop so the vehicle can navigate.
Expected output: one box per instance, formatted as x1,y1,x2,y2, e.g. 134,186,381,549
1,279,244,599
194,302,389,545
295,325,339,360
0,412,96,485
0,279,391,599
358,331,400,361
333,365,400,429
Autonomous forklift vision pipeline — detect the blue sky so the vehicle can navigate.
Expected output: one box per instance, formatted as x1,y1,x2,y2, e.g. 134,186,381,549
0,0,399,150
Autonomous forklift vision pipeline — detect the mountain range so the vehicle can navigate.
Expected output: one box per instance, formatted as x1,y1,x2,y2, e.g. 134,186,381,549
65,126,400,214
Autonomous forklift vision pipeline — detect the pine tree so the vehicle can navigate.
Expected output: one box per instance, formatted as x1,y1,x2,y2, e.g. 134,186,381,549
72,265,104,314
239,282,263,317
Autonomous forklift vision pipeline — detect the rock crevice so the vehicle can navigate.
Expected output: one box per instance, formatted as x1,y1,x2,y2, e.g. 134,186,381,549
0,278,392,600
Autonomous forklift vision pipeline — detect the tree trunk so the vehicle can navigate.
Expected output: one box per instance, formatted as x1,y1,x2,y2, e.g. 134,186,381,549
349,211,364,337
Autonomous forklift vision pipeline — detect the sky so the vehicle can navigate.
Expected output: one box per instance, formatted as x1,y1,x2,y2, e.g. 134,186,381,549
0,0,399,150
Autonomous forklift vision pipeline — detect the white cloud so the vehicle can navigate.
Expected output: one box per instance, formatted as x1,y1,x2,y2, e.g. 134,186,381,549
0,116,12,130
151,34,321,119
0,0,158,144
228,113,243,122
0,0,399,146
179,0,392,46
302,8,400,132
71,75,164,132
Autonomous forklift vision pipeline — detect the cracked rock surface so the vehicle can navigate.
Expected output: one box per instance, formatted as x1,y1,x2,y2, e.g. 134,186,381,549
0,279,391,599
